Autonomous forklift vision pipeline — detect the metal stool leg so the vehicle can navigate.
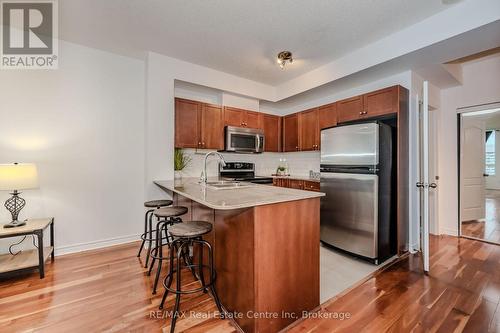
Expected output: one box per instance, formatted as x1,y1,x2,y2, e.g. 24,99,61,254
144,212,155,268
170,241,187,333
148,218,165,276
152,222,168,294
159,239,178,310
137,209,153,257
205,241,224,315
197,237,207,294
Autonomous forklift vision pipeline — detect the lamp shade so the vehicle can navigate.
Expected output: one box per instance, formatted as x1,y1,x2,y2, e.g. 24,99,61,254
0,163,39,191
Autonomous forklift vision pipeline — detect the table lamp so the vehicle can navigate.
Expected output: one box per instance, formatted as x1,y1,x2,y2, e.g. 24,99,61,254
0,163,39,228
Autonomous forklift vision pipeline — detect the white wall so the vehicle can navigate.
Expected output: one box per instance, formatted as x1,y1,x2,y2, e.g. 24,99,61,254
0,41,146,255
438,55,500,235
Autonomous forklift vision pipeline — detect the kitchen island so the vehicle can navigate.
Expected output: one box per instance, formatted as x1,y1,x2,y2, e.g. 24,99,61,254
154,179,324,333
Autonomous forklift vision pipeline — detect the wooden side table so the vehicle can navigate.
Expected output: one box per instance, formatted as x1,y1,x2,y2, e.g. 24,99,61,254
0,218,54,279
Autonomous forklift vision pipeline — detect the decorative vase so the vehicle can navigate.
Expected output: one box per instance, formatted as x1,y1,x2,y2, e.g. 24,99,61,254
174,170,182,180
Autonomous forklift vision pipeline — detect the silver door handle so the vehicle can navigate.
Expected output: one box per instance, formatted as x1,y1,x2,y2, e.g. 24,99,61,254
416,182,424,188
256,134,260,151
429,183,437,189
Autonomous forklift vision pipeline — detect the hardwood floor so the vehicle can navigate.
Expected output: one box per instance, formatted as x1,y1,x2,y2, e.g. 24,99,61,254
287,235,500,333
0,242,238,332
1,236,499,332
462,189,500,244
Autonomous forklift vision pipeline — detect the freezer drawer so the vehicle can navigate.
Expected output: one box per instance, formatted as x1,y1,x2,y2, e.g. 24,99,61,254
320,172,378,258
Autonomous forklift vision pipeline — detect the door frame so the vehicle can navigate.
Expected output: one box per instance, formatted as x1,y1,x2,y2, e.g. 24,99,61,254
456,102,500,240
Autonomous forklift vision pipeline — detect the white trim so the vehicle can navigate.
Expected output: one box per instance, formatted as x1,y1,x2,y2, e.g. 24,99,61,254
440,227,459,236
457,102,500,114
55,234,140,256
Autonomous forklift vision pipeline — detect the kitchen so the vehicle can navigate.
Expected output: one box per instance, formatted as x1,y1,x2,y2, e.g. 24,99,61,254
149,81,409,332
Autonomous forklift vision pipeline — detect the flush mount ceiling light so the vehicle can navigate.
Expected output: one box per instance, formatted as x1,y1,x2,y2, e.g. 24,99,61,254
277,51,293,70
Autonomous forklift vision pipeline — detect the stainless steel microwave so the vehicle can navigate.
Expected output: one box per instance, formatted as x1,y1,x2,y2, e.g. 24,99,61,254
224,126,264,153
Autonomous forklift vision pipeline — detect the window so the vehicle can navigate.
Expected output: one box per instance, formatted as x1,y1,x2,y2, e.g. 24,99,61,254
485,130,495,176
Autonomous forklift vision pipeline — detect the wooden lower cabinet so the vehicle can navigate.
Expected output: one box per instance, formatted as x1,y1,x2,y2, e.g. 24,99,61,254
304,180,321,192
273,178,320,192
288,179,304,190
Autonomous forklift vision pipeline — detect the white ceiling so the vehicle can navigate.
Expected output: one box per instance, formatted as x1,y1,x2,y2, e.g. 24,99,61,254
59,0,457,85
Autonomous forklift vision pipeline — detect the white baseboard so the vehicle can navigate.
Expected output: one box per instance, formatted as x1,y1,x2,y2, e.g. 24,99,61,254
439,227,459,236
55,234,141,256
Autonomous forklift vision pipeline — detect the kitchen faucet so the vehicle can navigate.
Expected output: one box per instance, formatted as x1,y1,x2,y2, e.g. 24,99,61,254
200,151,227,184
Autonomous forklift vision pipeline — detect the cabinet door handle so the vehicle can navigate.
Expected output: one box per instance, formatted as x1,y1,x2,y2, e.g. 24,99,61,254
359,111,363,115
202,142,205,147
198,142,201,146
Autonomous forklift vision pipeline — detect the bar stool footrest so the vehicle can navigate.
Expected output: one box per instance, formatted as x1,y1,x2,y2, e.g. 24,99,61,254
162,264,215,295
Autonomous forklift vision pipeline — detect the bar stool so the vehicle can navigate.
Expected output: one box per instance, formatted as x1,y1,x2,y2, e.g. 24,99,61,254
148,206,189,294
138,200,173,268
159,221,224,333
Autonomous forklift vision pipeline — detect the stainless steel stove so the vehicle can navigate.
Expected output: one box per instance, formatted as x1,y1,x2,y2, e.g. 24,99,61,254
219,162,273,184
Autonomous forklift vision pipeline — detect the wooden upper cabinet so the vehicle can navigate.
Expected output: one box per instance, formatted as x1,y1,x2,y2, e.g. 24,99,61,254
262,114,281,152
245,111,261,129
283,113,299,152
363,86,399,118
223,107,262,129
200,103,223,150
175,98,223,149
337,95,364,123
175,98,201,148
299,108,320,151
337,86,401,124
319,102,337,129
223,107,244,127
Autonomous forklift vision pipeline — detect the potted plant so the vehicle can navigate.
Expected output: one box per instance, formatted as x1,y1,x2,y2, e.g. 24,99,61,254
174,148,191,180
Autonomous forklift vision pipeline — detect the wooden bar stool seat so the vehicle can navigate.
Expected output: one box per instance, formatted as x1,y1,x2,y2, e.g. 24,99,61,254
144,200,173,208
153,206,188,218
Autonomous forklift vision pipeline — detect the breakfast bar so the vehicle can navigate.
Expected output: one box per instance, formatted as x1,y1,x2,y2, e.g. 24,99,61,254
155,179,324,333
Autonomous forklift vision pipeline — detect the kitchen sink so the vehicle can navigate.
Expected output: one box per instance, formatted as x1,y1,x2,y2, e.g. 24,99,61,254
205,180,254,190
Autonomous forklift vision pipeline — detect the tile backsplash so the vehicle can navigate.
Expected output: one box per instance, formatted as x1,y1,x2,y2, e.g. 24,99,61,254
179,149,320,179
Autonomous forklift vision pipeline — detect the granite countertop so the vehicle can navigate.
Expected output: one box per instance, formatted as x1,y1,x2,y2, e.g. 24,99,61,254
154,178,324,210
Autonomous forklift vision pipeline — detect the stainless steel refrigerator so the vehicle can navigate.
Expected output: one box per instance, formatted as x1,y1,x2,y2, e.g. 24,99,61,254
320,122,394,264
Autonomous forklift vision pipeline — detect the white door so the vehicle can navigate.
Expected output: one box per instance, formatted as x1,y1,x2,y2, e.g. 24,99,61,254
460,117,486,222
416,81,436,273
428,111,439,235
